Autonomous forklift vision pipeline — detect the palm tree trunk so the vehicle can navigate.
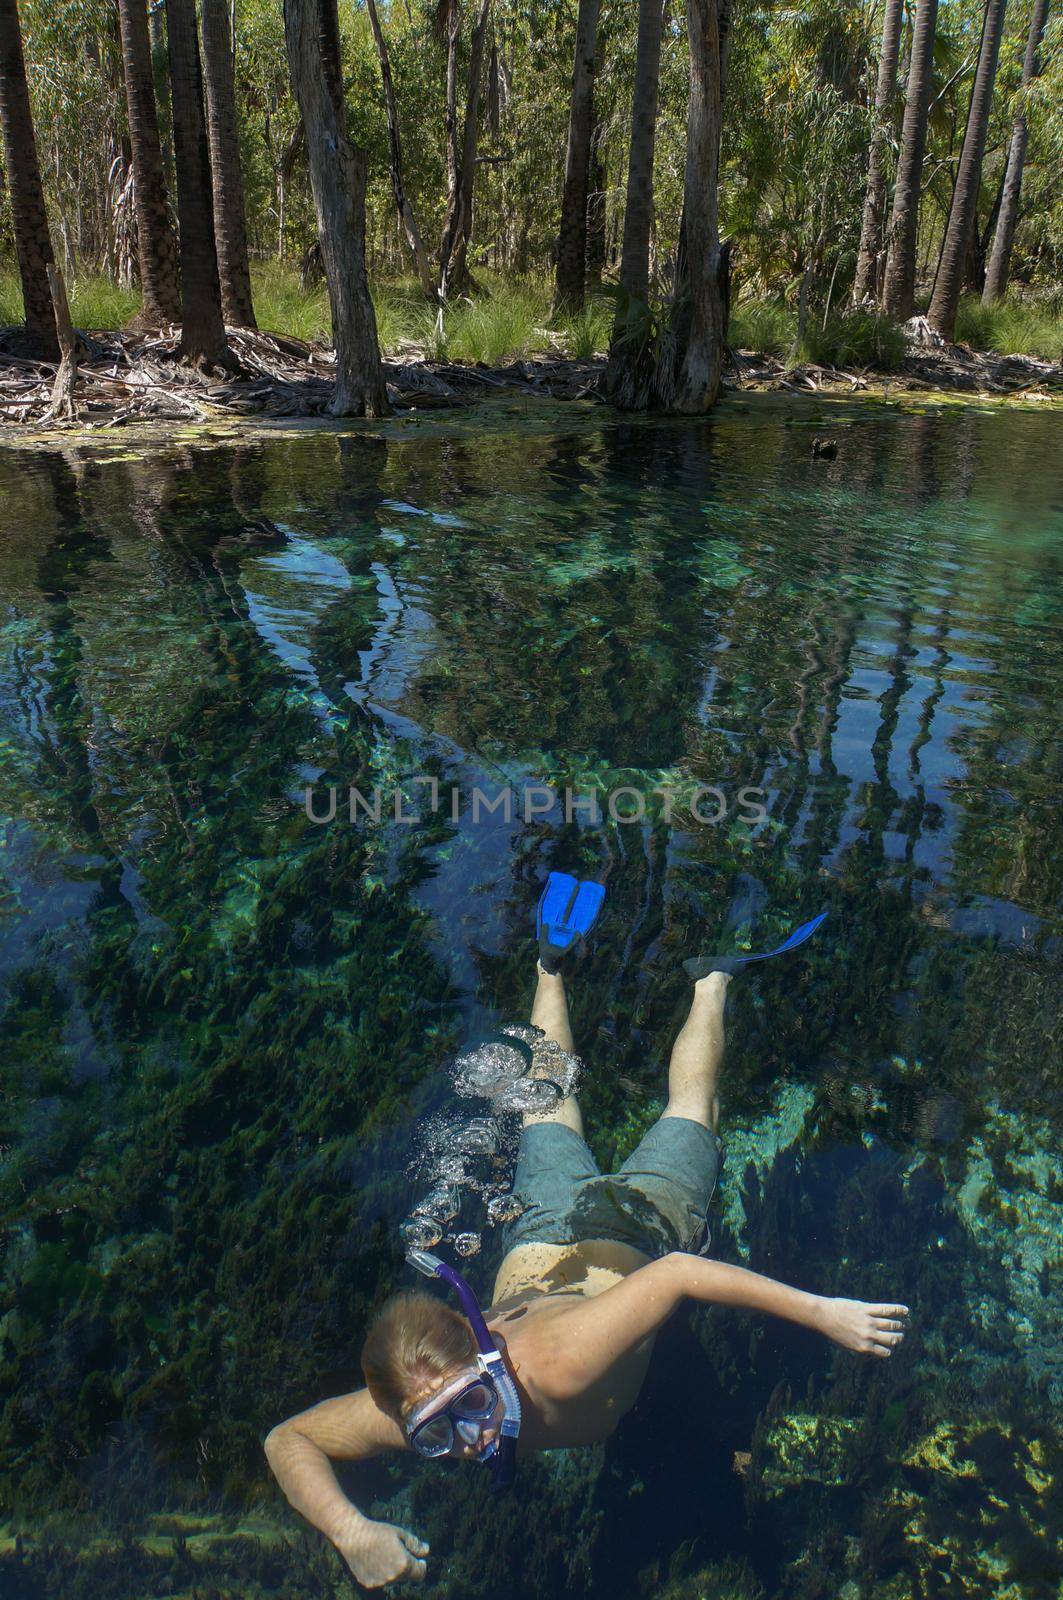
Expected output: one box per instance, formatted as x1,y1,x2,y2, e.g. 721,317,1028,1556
439,0,491,299
882,0,938,320
662,0,726,413
553,0,601,315
200,0,256,327
983,0,1049,302
363,0,435,298
117,0,180,326
603,0,665,405
928,0,1008,338
0,0,58,357
167,0,233,368
852,0,903,305
283,0,387,415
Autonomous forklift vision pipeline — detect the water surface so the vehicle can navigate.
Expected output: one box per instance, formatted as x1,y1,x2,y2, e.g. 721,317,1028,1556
0,400,1060,1598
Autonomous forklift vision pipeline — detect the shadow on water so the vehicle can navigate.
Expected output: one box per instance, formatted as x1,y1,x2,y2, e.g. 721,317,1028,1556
0,401,1060,1598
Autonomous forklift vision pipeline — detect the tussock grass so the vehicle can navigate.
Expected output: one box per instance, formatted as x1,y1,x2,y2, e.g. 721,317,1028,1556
251,261,331,343
801,308,908,371
0,271,140,329
5,263,1056,370
954,294,1063,362
730,298,793,358
560,299,613,358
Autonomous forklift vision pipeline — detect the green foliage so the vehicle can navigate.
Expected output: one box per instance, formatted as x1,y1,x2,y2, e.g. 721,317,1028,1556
560,300,613,359
251,262,332,343
66,276,140,330
800,308,908,371
954,294,1063,361
444,284,548,365
730,300,794,358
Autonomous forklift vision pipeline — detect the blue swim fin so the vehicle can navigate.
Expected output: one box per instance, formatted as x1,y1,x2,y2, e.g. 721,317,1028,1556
537,872,606,973
683,910,828,980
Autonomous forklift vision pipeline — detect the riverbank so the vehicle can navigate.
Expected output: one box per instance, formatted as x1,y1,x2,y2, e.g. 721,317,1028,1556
0,318,1059,440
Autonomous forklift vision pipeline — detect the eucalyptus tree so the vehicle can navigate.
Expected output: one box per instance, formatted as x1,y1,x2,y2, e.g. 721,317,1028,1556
852,0,903,305
928,0,1008,337
200,0,256,327
554,0,601,315
167,0,233,368
882,0,939,319
283,0,387,415
0,0,58,356
439,0,492,299
117,0,180,325
983,0,1050,300
363,0,435,297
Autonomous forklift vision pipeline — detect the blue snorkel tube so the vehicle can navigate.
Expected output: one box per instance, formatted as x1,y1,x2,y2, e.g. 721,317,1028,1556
406,1250,522,1493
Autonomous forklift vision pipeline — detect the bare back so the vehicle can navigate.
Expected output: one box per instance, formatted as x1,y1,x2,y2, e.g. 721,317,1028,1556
487,1237,658,1450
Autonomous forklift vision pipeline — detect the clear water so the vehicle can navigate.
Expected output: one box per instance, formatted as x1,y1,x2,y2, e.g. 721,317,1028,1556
0,401,1060,1599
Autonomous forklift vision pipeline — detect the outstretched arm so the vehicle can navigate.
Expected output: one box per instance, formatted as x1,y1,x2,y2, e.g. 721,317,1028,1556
265,1391,429,1589
540,1254,908,1400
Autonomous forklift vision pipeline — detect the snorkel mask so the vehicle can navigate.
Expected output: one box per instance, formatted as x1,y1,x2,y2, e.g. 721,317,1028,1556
406,1250,521,1493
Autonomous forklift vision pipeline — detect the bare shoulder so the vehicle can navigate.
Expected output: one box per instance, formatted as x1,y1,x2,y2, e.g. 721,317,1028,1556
270,1387,409,1459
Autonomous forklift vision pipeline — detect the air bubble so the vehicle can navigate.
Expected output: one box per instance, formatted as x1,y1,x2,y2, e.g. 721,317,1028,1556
401,1216,443,1250
452,1232,481,1258
414,1186,460,1223
452,1041,528,1098
494,1077,562,1114
486,1193,525,1226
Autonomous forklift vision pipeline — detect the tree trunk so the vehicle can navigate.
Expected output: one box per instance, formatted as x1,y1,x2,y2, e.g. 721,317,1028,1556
661,0,726,413
584,119,606,286
928,0,1007,338
443,0,460,201
167,0,233,368
439,0,491,299
200,0,256,327
117,0,180,325
283,0,388,415
0,0,59,357
603,0,665,404
364,0,435,298
852,0,903,305
983,0,1049,302
553,0,601,315
882,0,938,319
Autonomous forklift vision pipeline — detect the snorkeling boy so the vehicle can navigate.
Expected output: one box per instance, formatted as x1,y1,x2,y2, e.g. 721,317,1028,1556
264,880,909,1589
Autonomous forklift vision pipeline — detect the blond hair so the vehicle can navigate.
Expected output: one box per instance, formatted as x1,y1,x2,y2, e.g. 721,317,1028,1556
361,1291,477,1420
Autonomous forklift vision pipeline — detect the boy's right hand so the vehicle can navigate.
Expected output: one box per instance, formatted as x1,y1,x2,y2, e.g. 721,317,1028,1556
338,1519,429,1588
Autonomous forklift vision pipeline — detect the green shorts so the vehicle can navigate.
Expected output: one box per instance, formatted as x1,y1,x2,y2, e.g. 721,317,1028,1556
502,1116,723,1259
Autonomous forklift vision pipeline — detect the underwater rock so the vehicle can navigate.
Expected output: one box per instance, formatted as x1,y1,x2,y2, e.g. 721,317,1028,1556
717,1081,818,1257
951,1100,1062,1400
757,1412,862,1495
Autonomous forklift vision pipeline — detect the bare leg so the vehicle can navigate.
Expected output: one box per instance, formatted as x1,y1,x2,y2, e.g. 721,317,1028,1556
661,971,730,1132
522,960,582,1136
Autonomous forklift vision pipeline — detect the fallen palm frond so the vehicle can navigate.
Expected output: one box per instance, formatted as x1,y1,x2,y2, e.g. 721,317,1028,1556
0,322,607,430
